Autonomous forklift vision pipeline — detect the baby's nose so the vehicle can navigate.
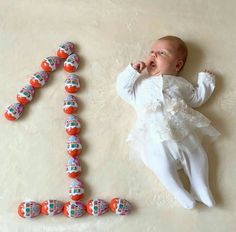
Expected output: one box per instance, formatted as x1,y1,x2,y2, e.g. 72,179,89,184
151,52,157,58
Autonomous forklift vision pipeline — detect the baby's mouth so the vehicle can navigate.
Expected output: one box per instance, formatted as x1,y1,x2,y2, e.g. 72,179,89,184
149,61,156,68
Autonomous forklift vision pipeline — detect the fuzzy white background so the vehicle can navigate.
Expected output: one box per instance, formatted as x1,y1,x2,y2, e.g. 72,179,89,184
0,0,235,231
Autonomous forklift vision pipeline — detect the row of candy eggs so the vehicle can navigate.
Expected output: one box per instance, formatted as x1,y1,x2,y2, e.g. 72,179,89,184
66,198,132,217
4,42,80,121
41,53,80,73
4,71,79,121
42,41,79,72
62,50,85,210
65,115,82,157
18,198,132,218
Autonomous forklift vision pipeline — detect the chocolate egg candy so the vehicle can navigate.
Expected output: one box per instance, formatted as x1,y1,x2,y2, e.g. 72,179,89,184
18,201,41,218
86,199,109,216
63,95,78,114
67,136,82,157
57,42,75,59
29,71,49,88
109,198,132,215
41,56,61,72
65,74,80,93
63,201,86,218
41,200,64,216
69,179,84,201
4,103,24,121
16,85,35,105
66,157,81,178
65,115,81,135
64,54,80,73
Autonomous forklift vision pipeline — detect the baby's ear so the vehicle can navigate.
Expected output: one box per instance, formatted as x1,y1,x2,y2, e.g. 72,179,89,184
176,60,184,72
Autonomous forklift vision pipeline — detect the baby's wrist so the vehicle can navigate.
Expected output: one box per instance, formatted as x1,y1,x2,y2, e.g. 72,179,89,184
198,71,215,84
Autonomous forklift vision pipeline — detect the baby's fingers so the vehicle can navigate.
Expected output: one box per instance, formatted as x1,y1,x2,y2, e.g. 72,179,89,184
139,62,146,72
203,69,214,75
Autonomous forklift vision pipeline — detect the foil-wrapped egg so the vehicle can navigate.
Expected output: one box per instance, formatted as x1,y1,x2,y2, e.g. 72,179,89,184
63,201,86,218
109,198,132,215
18,201,41,219
69,179,84,201
66,157,81,178
65,115,81,135
64,54,80,73
16,85,35,105
65,74,80,93
67,136,82,157
4,103,24,121
86,198,109,216
41,56,61,72
57,42,75,59
41,200,64,216
29,71,49,88
63,95,78,114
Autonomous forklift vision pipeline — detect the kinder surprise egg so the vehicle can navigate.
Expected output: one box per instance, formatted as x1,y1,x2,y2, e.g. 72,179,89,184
65,74,80,93
63,95,78,114
67,136,82,157
65,115,81,135
29,71,49,88
63,201,86,218
41,200,64,216
109,198,132,215
86,199,109,216
64,54,80,73
16,85,35,105
66,157,81,178
69,179,84,201
57,42,75,59
41,56,61,72
18,201,41,219
5,103,24,121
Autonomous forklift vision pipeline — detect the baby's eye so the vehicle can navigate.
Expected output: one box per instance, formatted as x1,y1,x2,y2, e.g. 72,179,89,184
159,51,166,55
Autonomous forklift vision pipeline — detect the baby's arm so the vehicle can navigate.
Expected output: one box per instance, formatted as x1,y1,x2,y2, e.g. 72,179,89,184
116,62,145,106
183,70,215,108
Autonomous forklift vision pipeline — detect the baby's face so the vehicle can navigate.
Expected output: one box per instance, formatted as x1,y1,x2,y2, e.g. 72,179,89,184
146,39,183,76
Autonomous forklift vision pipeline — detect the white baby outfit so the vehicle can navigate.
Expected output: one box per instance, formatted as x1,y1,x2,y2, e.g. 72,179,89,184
116,64,220,209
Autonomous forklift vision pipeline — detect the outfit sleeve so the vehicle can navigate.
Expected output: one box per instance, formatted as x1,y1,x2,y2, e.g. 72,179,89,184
183,72,216,108
116,64,141,106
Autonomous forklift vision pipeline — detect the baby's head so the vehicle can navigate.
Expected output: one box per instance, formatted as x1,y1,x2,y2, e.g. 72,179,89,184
146,35,187,76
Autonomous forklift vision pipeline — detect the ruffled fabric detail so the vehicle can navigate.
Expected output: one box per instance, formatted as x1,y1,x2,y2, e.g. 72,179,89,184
126,96,220,164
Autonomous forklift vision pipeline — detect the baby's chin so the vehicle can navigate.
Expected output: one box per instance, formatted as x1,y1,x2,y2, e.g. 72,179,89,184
147,67,161,76
147,67,178,76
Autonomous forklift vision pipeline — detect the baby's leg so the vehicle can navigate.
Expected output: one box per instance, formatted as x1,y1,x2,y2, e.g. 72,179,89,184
181,145,215,207
145,142,196,209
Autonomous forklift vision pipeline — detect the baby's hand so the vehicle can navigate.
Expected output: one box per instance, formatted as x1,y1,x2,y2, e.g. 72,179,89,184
132,61,146,73
203,69,215,76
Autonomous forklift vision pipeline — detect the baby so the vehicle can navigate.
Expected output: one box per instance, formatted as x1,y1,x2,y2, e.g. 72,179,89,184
116,36,220,209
